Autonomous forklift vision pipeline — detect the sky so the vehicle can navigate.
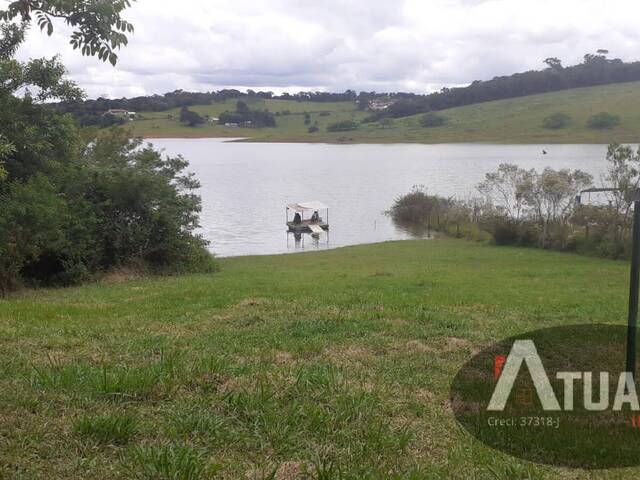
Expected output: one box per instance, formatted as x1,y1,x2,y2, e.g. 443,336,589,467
15,0,640,99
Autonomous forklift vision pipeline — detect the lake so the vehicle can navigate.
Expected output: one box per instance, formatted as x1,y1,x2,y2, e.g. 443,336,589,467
149,139,612,257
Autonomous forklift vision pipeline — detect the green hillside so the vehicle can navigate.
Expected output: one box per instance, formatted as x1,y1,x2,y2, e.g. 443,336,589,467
0,239,632,478
127,82,640,144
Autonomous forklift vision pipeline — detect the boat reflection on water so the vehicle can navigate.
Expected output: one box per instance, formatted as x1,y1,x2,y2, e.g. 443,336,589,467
286,230,330,252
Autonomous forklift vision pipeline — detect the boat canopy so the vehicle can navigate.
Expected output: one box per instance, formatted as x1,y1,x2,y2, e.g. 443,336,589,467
286,201,329,212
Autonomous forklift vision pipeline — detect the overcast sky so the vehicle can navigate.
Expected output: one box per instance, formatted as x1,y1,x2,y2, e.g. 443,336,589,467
15,0,640,99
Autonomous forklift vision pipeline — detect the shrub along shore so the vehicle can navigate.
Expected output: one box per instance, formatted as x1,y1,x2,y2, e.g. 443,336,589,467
390,143,640,260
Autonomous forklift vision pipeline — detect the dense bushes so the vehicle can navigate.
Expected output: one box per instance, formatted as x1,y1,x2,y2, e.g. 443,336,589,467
587,112,620,129
179,106,205,127
390,145,640,260
389,186,494,241
0,20,216,293
218,100,276,127
389,189,444,225
82,130,214,270
327,120,358,132
419,113,448,128
0,126,217,292
542,112,571,129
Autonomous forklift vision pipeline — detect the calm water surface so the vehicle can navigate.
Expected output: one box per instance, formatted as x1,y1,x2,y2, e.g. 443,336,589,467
150,139,611,257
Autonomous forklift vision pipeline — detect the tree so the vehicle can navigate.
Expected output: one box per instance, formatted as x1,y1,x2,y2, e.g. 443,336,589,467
0,0,215,291
542,112,571,129
236,100,249,115
82,129,212,270
584,51,609,65
477,164,533,221
327,120,358,132
587,112,620,129
543,57,563,70
1,0,135,65
180,106,205,127
0,174,68,291
520,168,592,247
0,135,13,181
218,102,276,127
603,144,640,221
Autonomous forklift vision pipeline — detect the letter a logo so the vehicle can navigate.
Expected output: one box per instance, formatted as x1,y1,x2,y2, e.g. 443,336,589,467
487,340,561,411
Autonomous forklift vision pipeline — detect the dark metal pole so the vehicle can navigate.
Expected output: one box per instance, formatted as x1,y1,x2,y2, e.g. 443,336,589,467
626,195,640,376
578,188,640,377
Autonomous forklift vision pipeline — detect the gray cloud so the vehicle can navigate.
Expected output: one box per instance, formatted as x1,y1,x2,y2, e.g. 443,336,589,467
16,0,640,98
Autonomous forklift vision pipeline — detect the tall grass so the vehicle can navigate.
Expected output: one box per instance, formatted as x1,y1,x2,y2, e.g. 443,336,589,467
74,414,139,444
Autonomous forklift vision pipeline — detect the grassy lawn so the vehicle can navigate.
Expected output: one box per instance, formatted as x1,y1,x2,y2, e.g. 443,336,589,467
0,238,636,479
128,82,640,144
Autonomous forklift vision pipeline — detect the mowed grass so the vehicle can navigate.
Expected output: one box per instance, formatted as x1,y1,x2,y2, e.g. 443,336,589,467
129,82,640,144
0,238,636,479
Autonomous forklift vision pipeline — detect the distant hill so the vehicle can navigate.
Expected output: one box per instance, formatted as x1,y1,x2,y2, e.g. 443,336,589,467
60,51,640,131
126,82,640,144
366,52,640,121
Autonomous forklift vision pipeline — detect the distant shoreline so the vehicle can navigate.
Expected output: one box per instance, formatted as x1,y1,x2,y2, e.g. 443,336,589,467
128,82,640,145
140,134,618,146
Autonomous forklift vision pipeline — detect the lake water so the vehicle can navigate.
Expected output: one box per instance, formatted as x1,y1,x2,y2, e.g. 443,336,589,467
149,139,611,257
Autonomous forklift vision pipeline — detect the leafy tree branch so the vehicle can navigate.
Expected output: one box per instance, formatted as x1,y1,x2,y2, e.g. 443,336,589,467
1,0,136,65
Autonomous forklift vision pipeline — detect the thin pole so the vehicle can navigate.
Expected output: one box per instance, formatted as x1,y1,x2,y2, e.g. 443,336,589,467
626,197,640,377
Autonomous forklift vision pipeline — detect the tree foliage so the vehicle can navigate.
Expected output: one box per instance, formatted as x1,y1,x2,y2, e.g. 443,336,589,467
390,155,640,257
0,1,216,292
80,129,211,270
327,120,358,132
602,144,640,219
218,101,276,127
1,0,135,65
542,112,571,129
179,106,205,127
587,112,620,129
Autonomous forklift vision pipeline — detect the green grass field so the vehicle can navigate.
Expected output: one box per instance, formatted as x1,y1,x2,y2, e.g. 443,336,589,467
128,82,640,144
0,238,637,479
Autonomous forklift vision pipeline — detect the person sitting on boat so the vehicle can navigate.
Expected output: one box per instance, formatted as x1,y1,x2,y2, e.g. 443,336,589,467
311,210,320,223
293,212,302,224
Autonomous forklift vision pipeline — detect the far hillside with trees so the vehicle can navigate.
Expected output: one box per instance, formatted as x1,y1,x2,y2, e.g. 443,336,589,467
53,51,640,144
58,50,640,130
218,100,276,127
367,50,640,121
